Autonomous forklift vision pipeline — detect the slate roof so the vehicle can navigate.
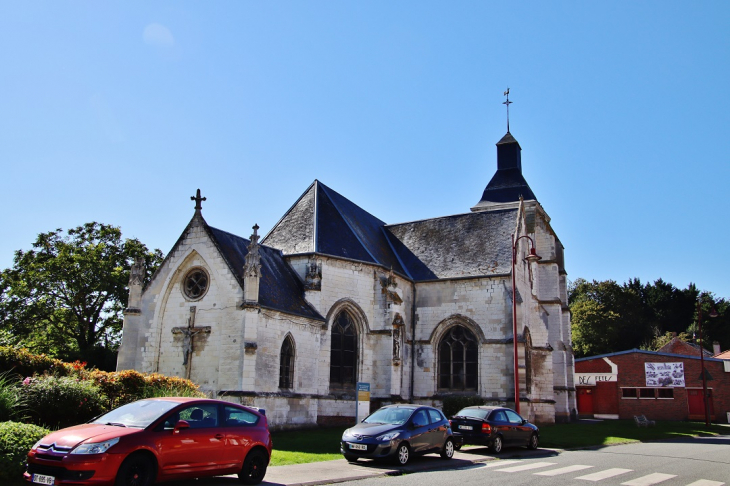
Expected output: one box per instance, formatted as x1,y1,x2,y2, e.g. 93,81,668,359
474,132,537,207
262,181,406,275
262,181,518,281
206,225,323,320
575,348,724,363
384,209,517,280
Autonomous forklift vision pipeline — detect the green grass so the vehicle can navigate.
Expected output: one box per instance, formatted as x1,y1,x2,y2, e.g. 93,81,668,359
268,421,729,466
539,420,728,449
270,426,347,466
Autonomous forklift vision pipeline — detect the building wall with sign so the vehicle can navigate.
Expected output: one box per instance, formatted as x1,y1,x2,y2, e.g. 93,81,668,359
575,350,730,423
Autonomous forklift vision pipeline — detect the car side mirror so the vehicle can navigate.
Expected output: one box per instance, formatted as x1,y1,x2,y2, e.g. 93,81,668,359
174,420,190,434
411,422,422,429
522,419,528,425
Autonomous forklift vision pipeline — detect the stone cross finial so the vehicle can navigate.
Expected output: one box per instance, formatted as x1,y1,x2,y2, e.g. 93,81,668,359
191,189,206,211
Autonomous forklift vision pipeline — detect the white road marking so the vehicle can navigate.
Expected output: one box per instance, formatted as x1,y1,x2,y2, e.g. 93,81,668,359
495,461,556,472
684,481,724,486
621,473,677,486
576,468,634,481
481,460,521,468
534,465,594,476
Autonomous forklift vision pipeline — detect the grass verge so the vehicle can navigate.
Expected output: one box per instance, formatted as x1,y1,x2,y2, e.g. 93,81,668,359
270,426,347,466
269,420,729,466
539,420,728,449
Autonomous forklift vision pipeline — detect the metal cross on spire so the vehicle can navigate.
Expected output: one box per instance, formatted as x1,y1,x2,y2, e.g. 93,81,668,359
503,88,512,133
191,188,206,211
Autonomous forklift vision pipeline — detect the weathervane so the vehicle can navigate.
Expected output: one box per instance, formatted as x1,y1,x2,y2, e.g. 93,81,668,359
503,88,512,132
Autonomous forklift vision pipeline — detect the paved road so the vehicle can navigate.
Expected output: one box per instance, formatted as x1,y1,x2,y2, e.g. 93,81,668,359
171,435,730,486
339,437,730,486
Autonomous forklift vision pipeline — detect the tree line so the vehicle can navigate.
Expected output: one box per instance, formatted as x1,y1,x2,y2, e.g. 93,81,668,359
0,223,163,370
569,278,729,358
0,222,727,369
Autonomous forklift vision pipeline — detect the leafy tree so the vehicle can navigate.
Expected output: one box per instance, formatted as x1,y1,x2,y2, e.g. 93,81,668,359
569,278,729,358
646,331,692,352
0,223,163,369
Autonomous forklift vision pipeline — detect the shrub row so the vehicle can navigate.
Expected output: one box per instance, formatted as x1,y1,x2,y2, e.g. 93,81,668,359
441,395,486,418
0,346,205,428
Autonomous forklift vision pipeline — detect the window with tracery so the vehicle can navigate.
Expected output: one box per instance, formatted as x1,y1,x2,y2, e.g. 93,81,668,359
279,336,295,389
330,311,357,388
183,268,209,300
438,325,478,391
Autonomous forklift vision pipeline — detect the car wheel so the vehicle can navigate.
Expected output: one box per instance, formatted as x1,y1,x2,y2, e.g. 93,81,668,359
238,449,269,485
344,453,359,463
440,438,455,459
115,453,155,486
491,435,503,454
395,443,411,466
528,433,539,450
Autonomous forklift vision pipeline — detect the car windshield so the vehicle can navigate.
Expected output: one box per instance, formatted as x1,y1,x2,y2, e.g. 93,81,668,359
363,407,414,425
454,408,489,420
91,400,180,428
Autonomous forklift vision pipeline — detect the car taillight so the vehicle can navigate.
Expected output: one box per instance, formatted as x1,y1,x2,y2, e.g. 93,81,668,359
449,420,452,427
481,423,491,434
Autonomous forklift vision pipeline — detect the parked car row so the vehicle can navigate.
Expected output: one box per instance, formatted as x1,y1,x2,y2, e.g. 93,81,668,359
24,398,538,486
340,404,539,465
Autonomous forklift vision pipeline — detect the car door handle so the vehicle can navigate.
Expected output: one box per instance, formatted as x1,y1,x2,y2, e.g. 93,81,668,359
215,434,224,440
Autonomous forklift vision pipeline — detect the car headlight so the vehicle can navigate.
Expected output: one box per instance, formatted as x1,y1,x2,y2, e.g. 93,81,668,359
376,432,400,442
71,437,120,454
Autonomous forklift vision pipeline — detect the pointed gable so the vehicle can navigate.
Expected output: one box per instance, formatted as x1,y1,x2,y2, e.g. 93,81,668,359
263,180,406,274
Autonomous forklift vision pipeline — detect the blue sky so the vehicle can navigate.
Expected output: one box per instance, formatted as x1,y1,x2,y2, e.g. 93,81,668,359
1,1,729,298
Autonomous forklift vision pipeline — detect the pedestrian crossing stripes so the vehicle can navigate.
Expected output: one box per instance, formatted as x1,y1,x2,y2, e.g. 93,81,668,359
494,461,557,472
576,468,634,481
534,464,594,476
484,460,725,485
621,473,677,486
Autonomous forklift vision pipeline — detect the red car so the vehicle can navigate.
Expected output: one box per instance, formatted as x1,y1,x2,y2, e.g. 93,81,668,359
25,397,273,486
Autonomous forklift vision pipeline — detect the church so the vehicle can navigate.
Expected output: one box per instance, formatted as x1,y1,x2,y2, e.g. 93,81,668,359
117,128,576,427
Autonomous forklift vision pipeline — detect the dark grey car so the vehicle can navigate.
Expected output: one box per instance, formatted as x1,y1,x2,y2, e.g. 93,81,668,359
340,404,456,465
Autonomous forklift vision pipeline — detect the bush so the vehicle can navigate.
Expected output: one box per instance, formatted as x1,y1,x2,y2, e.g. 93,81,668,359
23,376,106,428
0,346,72,378
0,371,27,422
0,421,50,480
441,395,485,418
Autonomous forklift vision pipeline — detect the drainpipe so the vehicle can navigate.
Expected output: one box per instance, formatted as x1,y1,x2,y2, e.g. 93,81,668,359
410,282,417,403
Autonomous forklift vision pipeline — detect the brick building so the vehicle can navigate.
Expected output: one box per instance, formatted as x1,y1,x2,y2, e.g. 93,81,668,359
117,130,575,428
575,349,730,423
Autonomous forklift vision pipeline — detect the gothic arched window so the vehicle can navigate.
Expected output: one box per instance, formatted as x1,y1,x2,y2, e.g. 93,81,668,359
438,325,478,391
279,336,295,389
330,311,358,388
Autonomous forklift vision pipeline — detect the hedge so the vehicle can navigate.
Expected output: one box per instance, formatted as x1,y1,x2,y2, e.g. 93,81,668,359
0,421,50,481
0,346,205,426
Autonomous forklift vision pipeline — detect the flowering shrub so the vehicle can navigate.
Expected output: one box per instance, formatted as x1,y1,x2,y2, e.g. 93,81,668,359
0,421,50,480
22,375,106,428
0,346,73,378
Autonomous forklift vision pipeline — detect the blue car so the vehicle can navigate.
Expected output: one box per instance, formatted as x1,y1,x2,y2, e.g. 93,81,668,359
340,404,456,465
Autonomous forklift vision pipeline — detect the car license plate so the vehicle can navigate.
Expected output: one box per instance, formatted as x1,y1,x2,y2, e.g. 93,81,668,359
32,474,55,485
348,443,367,451
458,425,473,430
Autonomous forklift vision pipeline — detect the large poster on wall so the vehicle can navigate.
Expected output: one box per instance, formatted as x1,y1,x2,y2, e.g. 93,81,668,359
645,362,685,387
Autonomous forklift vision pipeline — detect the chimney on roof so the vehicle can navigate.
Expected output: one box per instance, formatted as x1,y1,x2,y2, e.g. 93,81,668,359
714,341,721,355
